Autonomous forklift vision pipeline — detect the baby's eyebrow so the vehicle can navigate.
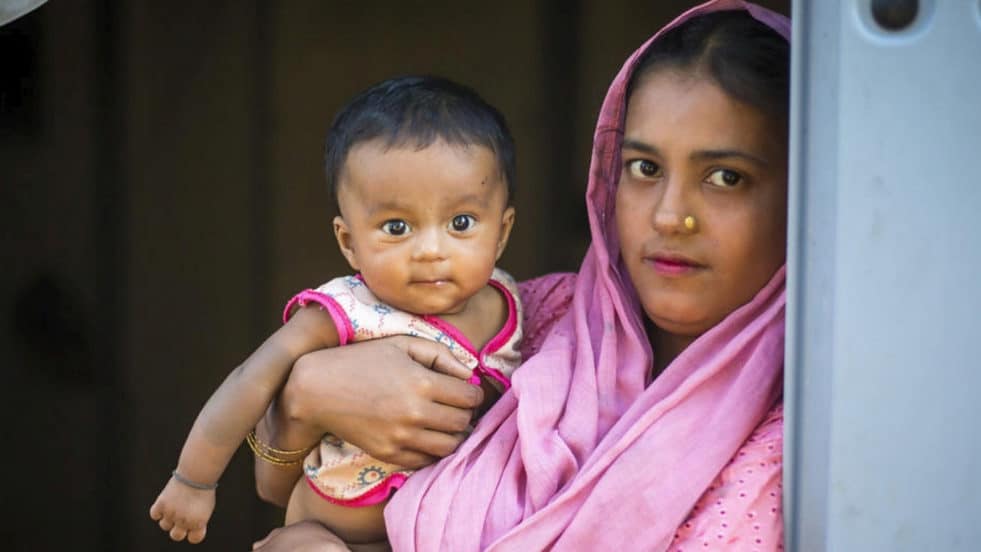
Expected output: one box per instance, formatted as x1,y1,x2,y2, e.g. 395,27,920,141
448,193,490,208
364,193,491,217
365,200,407,216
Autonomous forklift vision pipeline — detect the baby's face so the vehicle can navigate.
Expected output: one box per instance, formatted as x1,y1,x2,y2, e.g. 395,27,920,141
333,139,514,315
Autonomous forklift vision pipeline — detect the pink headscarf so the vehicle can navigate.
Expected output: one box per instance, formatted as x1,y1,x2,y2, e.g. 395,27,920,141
386,2,790,550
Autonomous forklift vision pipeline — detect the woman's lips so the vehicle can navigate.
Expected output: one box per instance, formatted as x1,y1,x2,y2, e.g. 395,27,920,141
645,254,704,276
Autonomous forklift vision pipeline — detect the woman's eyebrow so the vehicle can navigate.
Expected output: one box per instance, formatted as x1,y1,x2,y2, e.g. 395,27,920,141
621,139,659,155
691,149,769,167
622,140,768,167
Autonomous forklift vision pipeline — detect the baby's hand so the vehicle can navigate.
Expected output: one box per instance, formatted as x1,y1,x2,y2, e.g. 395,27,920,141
149,475,216,543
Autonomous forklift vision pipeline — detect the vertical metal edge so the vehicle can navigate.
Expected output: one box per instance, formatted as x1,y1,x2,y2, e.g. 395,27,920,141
785,0,841,549
812,0,840,545
783,1,806,548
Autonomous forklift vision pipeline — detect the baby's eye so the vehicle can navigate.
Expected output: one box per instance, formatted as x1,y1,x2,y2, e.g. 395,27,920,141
626,159,662,179
706,169,742,188
450,214,476,232
381,219,410,236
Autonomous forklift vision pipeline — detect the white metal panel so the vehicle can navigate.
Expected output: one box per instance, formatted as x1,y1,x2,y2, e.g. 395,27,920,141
787,1,981,550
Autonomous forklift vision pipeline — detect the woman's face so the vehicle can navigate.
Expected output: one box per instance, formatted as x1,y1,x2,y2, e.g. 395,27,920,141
615,69,788,338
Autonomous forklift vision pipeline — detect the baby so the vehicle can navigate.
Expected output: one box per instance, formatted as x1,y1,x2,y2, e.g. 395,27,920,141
150,75,521,545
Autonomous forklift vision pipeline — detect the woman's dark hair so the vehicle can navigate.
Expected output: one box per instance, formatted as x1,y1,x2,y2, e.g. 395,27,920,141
324,75,516,206
628,10,790,127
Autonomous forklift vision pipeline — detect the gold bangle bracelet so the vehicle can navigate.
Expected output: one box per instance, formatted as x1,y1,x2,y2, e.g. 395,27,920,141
246,430,313,466
250,449,303,466
247,429,313,457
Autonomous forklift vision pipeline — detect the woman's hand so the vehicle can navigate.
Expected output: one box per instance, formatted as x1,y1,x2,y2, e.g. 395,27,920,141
280,336,483,468
251,521,350,551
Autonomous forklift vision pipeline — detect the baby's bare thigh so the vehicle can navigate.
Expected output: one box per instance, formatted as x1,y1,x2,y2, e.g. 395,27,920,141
285,477,388,546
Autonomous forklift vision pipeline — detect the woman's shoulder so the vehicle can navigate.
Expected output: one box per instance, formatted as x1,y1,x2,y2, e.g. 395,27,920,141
671,402,784,550
517,272,577,302
516,272,577,357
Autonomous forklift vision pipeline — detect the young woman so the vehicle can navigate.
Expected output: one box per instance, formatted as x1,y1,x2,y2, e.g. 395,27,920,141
253,1,790,549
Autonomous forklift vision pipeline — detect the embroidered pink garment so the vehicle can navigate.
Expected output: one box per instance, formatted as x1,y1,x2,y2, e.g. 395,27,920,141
518,274,785,551
284,268,523,391
282,268,523,506
385,1,790,550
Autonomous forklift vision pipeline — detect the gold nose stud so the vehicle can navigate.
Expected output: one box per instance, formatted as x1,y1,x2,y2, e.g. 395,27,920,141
683,215,697,231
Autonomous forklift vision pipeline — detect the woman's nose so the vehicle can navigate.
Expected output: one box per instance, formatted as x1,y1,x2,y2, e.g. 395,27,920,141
652,179,694,236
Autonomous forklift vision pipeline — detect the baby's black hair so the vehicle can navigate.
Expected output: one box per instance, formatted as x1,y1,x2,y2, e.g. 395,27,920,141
324,75,516,206
629,10,790,128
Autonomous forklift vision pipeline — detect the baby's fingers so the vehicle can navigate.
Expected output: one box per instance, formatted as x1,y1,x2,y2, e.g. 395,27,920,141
157,516,175,533
169,525,188,542
149,499,163,521
187,526,207,544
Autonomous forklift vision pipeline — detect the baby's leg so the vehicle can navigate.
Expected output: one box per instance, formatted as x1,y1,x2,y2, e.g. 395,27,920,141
285,476,389,549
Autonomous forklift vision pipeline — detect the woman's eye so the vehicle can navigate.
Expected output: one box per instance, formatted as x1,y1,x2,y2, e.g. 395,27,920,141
381,220,410,235
707,169,742,188
626,159,661,179
450,214,476,232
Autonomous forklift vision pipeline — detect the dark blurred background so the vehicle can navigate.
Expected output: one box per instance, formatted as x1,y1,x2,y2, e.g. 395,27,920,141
0,1,787,549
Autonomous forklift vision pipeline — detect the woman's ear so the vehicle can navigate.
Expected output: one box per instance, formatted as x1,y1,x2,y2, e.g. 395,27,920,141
495,206,516,261
333,216,360,271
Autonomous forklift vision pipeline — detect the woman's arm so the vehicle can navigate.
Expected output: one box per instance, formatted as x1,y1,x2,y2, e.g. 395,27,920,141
251,520,353,552
254,336,483,503
254,272,578,500
253,273,576,509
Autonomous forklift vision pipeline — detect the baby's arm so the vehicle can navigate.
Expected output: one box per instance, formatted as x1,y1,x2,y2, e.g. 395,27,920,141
150,306,338,543
255,338,481,505
252,392,323,508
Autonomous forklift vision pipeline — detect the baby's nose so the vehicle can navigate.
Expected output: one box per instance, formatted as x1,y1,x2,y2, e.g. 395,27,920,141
411,227,448,261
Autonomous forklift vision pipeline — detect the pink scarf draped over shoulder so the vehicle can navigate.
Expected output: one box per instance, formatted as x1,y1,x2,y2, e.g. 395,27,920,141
385,2,790,550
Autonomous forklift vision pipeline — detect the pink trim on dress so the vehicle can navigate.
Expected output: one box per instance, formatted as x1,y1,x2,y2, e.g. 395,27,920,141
282,289,355,345
420,318,483,383
421,279,518,391
479,279,520,389
305,472,409,507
